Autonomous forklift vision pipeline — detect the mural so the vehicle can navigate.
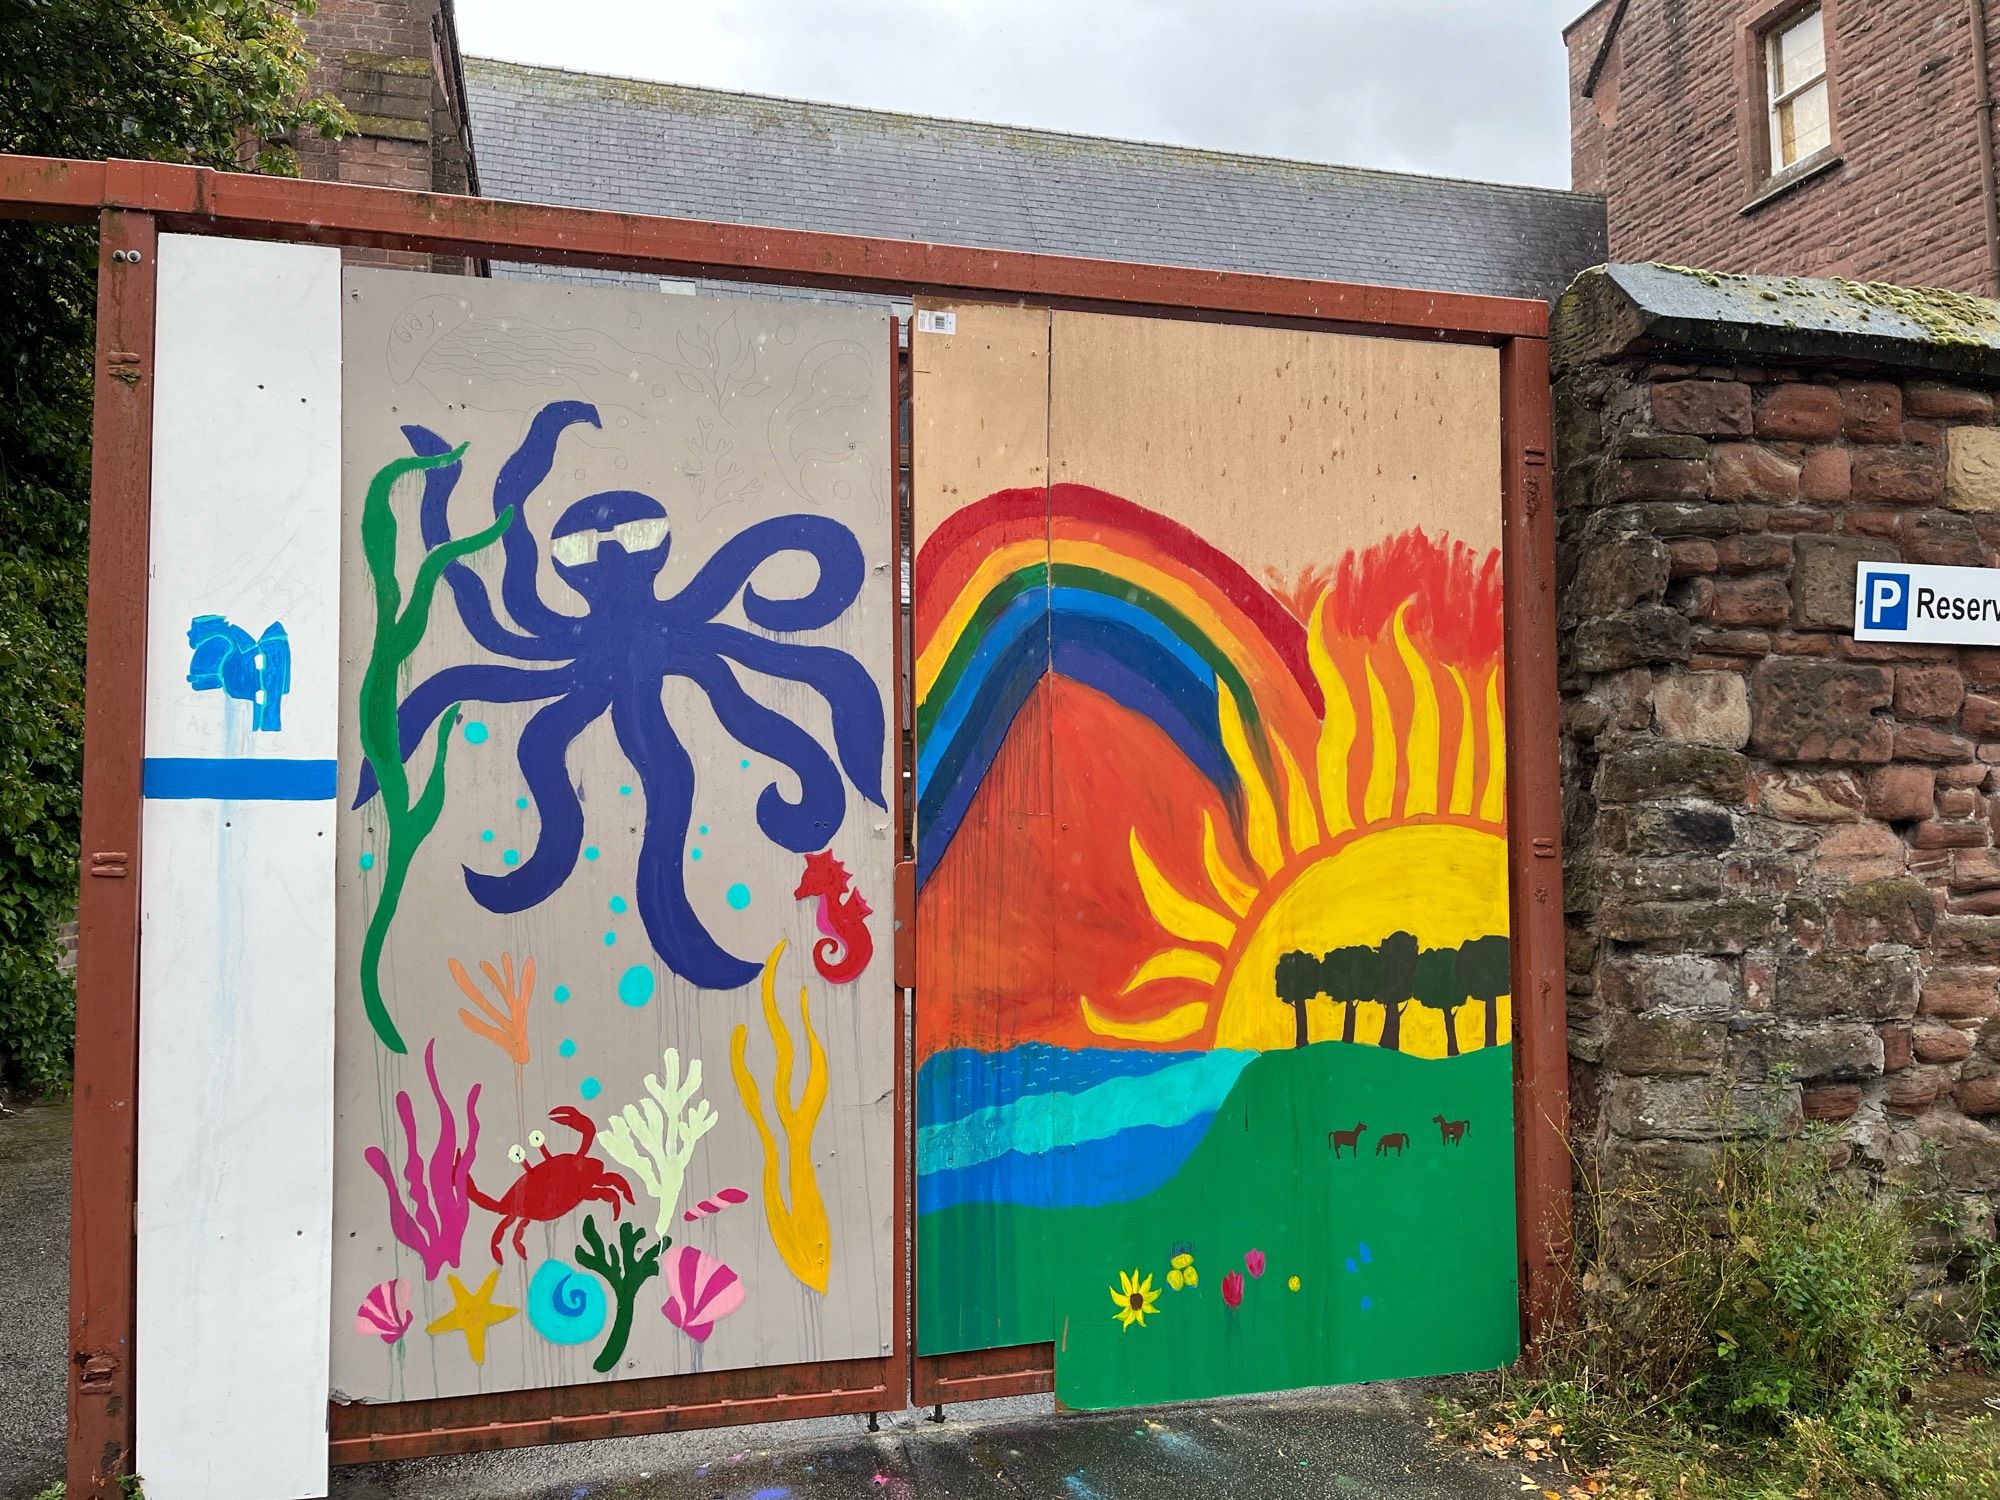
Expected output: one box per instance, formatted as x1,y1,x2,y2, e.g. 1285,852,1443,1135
912,304,1518,1408
331,274,894,1402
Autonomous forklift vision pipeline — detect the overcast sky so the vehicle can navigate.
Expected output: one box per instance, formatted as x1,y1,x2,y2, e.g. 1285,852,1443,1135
457,0,1586,191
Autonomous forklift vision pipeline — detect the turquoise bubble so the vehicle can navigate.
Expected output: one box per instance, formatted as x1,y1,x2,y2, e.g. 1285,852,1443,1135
552,984,570,1004
583,845,599,861
579,1077,602,1101
740,758,751,769
358,851,375,872
609,895,627,914
603,931,617,947
462,720,489,744
617,965,655,1007
481,829,495,843
515,796,529,810
558,1037,577,1058
698,825,709,836
689,848,702,861
502,848,520,866
619,784,633,796
527,1259,607,1345
726,882,751,911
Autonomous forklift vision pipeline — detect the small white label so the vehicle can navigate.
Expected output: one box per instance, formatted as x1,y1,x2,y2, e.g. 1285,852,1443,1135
915,309,956,336
1854,560,2000,643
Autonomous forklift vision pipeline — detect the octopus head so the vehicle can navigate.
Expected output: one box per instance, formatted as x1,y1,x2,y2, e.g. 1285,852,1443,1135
549,490,671,601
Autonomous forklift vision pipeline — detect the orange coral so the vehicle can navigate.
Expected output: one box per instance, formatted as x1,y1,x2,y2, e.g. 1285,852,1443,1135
451,952,535,1065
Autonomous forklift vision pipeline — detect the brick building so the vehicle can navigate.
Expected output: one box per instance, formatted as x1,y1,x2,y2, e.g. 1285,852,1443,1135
294,0,476,205
1566,1,2000,295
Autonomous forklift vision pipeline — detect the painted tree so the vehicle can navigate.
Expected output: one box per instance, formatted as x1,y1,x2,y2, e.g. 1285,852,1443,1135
1411,943,1466,1057
1374,930,1418,1053
1273,949,1321,1049
1460,933,1512,1049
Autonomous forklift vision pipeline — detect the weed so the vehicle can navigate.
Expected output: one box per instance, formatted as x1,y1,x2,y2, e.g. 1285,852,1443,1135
1445,1126,2000,1498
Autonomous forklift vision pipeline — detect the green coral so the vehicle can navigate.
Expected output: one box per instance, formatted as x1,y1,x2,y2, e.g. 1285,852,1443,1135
574,1215,664,1374
356,446,512,1054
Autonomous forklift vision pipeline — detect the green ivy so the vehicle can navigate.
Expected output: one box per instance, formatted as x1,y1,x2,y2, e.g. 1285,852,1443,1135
0,1,344,1095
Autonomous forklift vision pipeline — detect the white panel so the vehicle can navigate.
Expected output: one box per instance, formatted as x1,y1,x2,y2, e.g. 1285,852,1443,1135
136,234,341,1500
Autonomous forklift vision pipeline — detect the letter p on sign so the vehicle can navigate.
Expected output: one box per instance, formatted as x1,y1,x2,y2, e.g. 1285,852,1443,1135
1862,570,1910,632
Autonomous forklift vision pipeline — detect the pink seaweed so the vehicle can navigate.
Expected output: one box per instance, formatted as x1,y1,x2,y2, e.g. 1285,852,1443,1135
362,1039,482,1280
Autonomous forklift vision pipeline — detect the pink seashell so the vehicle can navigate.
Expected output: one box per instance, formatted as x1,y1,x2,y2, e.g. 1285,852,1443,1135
355,1278,414,1344
1221,1271,1244,1309
682,1186,751,1222
661,1246,746,1343
1244,1249,1266,1279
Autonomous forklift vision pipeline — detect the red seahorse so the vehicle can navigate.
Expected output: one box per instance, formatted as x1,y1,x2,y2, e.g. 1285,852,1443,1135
793,849,873,984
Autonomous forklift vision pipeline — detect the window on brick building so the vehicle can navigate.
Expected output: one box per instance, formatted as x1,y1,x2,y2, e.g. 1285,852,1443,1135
1764,6,1831,172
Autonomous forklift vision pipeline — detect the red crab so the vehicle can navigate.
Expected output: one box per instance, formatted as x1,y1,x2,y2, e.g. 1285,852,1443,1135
469,1104,635,1261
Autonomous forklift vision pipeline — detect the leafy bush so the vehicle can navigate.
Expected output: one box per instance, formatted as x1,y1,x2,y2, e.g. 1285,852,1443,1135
0,1,343,1095
1448,1126,2000,1498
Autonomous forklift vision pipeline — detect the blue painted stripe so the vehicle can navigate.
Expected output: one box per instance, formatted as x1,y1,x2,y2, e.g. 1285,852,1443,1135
917,1049,1254,1176
917,1115,1219,1214
142,756,338,801
917,1043,1212,1128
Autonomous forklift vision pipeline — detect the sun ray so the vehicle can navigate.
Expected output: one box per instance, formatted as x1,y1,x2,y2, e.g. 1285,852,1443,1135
1480,665,1506,825
1121,948,1224,993
1392,603,1440,818
1081,994,1210,1043
1273,736,1322,855
1307,595,1357,839
1216,683,1284,878
1200,811,1258,917
1445,664,1476,816
1362,656,1397,825
1130,830,1237,949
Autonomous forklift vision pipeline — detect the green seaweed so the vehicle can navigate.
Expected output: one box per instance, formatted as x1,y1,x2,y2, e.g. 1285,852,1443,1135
356,445,513,1054
575,1215,664,1373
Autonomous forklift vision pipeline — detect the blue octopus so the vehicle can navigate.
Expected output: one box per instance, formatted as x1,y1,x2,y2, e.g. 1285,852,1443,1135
355,400,885,991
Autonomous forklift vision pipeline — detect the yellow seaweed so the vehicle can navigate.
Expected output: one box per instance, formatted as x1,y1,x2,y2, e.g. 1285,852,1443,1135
730,940,831,1294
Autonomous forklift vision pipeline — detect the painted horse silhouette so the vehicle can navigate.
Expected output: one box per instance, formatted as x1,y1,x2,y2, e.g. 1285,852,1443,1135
355,401,886,991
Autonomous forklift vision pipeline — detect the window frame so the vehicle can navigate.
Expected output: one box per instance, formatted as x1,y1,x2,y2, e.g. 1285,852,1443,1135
1737,0,1842,210
1765,6,1831,173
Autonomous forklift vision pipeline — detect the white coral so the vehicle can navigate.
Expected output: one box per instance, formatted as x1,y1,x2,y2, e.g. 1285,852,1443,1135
599,1048,720,1238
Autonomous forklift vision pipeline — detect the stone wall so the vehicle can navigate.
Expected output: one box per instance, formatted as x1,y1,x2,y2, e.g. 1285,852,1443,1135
1555,265,2000,1329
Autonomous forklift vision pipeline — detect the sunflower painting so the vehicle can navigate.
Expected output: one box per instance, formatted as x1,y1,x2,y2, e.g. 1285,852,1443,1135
913,305,1519,1411
1110,1271,1161,1330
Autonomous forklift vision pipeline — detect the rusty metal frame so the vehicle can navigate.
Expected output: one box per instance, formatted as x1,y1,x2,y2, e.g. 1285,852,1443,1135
0,152,1566,1494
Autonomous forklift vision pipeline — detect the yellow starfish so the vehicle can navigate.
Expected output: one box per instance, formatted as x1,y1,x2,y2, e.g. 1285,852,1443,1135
425,1269,518,1365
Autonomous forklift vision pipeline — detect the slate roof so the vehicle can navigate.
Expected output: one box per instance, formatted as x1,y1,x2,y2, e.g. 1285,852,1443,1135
465,58,1606,304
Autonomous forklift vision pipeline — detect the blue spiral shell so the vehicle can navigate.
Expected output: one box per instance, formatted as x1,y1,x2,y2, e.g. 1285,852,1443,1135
527,1258,608,1346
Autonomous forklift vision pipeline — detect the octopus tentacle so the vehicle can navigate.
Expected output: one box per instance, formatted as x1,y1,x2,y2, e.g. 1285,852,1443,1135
463,687,606,914
701,625,886,809
612,688,760,991
352,661,575,809
668,514,865,633
490,400,600,639
673,657,847,852
403,424,572,660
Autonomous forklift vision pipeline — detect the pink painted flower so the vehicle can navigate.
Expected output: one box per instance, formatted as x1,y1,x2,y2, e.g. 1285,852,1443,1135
662,1246,746,1343
1221,1271,1244,1309
354,1278,414,1344
1244,1249,1266,1279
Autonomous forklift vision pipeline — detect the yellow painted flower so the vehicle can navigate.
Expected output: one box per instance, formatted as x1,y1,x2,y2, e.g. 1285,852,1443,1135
1110,1269,1161,1329
1166,1251,1199,1291
1287,1275,1302,1292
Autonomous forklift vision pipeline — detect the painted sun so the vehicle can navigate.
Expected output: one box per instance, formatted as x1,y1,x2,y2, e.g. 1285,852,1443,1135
1083,584,1512,1059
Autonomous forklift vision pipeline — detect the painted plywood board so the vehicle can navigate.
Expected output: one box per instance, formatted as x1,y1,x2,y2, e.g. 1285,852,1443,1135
135,234,343,1500
330,272,895,1401
912,304,1518,1406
